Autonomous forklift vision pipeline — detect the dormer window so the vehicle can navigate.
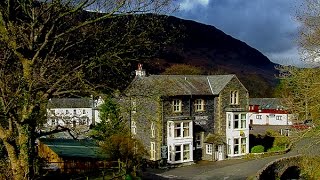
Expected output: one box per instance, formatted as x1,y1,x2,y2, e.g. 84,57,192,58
195,99,205,112
172,99,182,112
230,91,239,105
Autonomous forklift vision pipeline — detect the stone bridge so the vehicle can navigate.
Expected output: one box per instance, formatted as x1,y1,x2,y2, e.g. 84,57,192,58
255,155,303,180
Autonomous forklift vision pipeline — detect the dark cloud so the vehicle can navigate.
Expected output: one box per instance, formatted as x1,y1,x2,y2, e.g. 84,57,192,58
175,0,302,65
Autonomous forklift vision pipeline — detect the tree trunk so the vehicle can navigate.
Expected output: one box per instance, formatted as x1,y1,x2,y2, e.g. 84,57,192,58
4,123,33,180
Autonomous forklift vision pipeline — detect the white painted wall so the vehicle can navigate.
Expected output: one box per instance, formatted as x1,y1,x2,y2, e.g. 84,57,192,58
225,112,249,157
167,121,193,164
247,112,293,125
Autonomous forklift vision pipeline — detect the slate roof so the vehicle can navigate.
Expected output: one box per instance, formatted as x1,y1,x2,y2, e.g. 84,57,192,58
204,133,225,145
249,98,284,109
127,75,237,96
47,98,93,108
39,138,107,159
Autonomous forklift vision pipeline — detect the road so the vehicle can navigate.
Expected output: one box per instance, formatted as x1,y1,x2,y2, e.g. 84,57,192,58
144,136,320,180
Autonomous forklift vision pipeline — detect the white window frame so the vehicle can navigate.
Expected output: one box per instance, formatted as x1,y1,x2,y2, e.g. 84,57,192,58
234,138,239,155
174,145,182,161
172,99,182,112
195,99,205,112
276,115,282,120
227,139,231,155
183,144,190,160
240,114,246,129
256,115,262,119
131,121,137,135
151,122,155,138
168,122,172,138
196,133,202,149
230,91,239,105
168,121,192,139
234,114,239,129
51,119,56,126
206,144,213,155
241,138,247,154
50,109,55,115
150,142,156,160
132,99,137,114
228,114,232,129
170,143,192,163
183,122,189,137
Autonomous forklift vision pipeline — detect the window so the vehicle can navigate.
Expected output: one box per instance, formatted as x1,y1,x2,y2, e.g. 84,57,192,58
134,142,138,155
66,110,69,114
169,121,192,138
196,133,202,149
234,138,239,154
151,122,155,138
228,114,231,129
82,109,86,114
50,110,55,115
51,119,56,126
132,99,137,114
241,138,246,154
183,122,189,137
168,122,172,137
173,99,182,112
206,144,213,155
195,99,205,111
276,116,282,120
131,121,137,135
150,142,156,160
228,139,231,155
174,123,181,137
230,91,239,105
183,144,190,160
175,145,181,161
256,115,262,119
234,114,239,129
73,109,77,115
241,114,246,128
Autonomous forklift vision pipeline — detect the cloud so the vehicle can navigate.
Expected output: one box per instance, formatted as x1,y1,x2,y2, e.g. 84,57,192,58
180,0,210,11
174,0,303,65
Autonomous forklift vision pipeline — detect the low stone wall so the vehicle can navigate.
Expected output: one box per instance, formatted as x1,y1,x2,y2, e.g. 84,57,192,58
253,155,302,180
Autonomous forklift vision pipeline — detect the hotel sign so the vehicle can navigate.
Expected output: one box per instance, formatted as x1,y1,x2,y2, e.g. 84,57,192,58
194,116,208,125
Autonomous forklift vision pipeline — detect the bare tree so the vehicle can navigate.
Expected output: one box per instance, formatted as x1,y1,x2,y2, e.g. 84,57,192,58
0,0,176,179
297,0,320,64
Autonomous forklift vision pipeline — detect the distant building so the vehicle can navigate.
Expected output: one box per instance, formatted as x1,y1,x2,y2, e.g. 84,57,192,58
248,98,293,126
42,97,103,138
123,65,249,164
248,98,293,136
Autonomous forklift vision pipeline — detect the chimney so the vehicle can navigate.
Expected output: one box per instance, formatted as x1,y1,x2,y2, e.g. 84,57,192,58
135,63,146,77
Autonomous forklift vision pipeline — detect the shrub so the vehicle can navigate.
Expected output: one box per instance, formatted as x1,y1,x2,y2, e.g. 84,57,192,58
251,145,265,153
273,136,290,148
267,146,285,152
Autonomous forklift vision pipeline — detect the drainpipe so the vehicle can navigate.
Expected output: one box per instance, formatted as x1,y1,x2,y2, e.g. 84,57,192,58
161,98,164,146
129,96,132,136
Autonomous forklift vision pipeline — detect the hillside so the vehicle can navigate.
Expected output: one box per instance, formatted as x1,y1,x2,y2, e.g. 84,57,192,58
144,16,279,97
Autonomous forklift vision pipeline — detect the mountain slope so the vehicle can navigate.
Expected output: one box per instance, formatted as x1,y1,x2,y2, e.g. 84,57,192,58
145,16,279,97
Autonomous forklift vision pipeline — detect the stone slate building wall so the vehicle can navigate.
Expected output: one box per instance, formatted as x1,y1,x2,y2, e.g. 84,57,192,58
162,95,216,161
215,76,249,137
131,96,162,161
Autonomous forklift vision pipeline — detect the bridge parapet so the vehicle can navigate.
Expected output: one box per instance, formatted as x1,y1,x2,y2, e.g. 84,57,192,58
254,155,303,180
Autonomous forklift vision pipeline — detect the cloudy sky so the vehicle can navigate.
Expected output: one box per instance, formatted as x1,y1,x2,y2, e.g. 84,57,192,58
175,0,303,66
